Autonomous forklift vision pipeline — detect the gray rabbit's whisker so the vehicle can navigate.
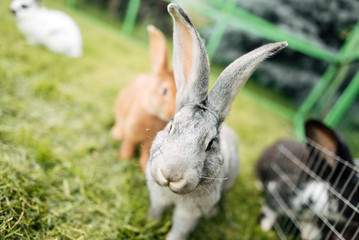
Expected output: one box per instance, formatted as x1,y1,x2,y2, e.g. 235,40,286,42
200,176,228,181
199,184,213,201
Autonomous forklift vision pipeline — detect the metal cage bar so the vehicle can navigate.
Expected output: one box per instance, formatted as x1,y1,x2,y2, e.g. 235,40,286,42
265,141,359,239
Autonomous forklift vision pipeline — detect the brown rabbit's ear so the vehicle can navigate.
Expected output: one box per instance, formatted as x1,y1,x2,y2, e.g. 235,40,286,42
147,25,169,74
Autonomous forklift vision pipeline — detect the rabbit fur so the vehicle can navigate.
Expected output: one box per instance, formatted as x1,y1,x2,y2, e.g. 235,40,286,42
256,119,359,239
146,3,287,240
111,25,176,172
10,0,83,58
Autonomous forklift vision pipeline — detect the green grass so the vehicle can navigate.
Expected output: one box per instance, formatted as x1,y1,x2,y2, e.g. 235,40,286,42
0,1,293,239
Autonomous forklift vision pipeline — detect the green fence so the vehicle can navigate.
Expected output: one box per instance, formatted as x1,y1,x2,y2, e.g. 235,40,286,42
67,0,359,141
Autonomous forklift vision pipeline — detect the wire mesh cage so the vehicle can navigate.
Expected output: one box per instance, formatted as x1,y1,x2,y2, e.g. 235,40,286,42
263,139,359,240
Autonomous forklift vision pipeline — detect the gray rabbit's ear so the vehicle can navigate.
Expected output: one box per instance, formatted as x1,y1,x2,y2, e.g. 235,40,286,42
168,3,210,109
208,42,287,123
147,25,169,75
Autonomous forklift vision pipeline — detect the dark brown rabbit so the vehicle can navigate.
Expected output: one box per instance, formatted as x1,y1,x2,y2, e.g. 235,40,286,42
256,119,358,239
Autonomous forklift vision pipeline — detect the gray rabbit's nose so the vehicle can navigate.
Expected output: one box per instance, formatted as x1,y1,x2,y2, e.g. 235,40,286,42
158,167,183,183
158,168,188,193
156,168,170,186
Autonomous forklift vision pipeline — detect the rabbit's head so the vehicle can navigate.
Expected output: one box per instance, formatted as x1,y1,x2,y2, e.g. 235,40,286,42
148,3,287,195
10,0,40,16
304,119,359,222
144,25,176,121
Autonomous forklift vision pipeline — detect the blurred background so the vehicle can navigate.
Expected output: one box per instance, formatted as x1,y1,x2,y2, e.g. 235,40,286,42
1,0,358,239
74,0,359,154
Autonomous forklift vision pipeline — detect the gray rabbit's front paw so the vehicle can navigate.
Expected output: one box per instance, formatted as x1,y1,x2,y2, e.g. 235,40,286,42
148,203,168,220
166,231,188,240
204,205,219,219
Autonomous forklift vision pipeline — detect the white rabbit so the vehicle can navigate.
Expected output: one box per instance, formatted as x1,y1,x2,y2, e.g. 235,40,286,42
146,3,287,240
10,0,83,58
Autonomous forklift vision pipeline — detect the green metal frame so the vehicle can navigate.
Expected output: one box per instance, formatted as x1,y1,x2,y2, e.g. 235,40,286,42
323,23,359,125
67,0,359,139
325,71,359,126
294,22,359,138
66,0,77,8
121,0,142,35
205,0,238,60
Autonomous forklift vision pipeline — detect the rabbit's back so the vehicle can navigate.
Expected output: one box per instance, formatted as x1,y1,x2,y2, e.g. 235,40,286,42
256,139,307,185
17,7,82,57
114,74,167,141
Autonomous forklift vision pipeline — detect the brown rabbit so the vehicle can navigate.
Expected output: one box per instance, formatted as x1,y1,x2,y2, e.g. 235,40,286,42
111,25,176,172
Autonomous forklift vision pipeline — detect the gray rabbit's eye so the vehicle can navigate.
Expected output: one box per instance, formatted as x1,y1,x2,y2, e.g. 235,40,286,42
168,123,173,133
21,4,28,8
206,139,215,151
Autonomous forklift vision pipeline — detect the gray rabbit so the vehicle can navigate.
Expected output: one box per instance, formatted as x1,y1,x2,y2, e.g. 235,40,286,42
145,3,287,240
256,119,359,239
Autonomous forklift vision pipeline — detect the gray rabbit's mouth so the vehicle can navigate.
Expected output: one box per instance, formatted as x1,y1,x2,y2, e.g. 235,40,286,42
169,181,198,195
155,177,199,195
151,165,200,195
